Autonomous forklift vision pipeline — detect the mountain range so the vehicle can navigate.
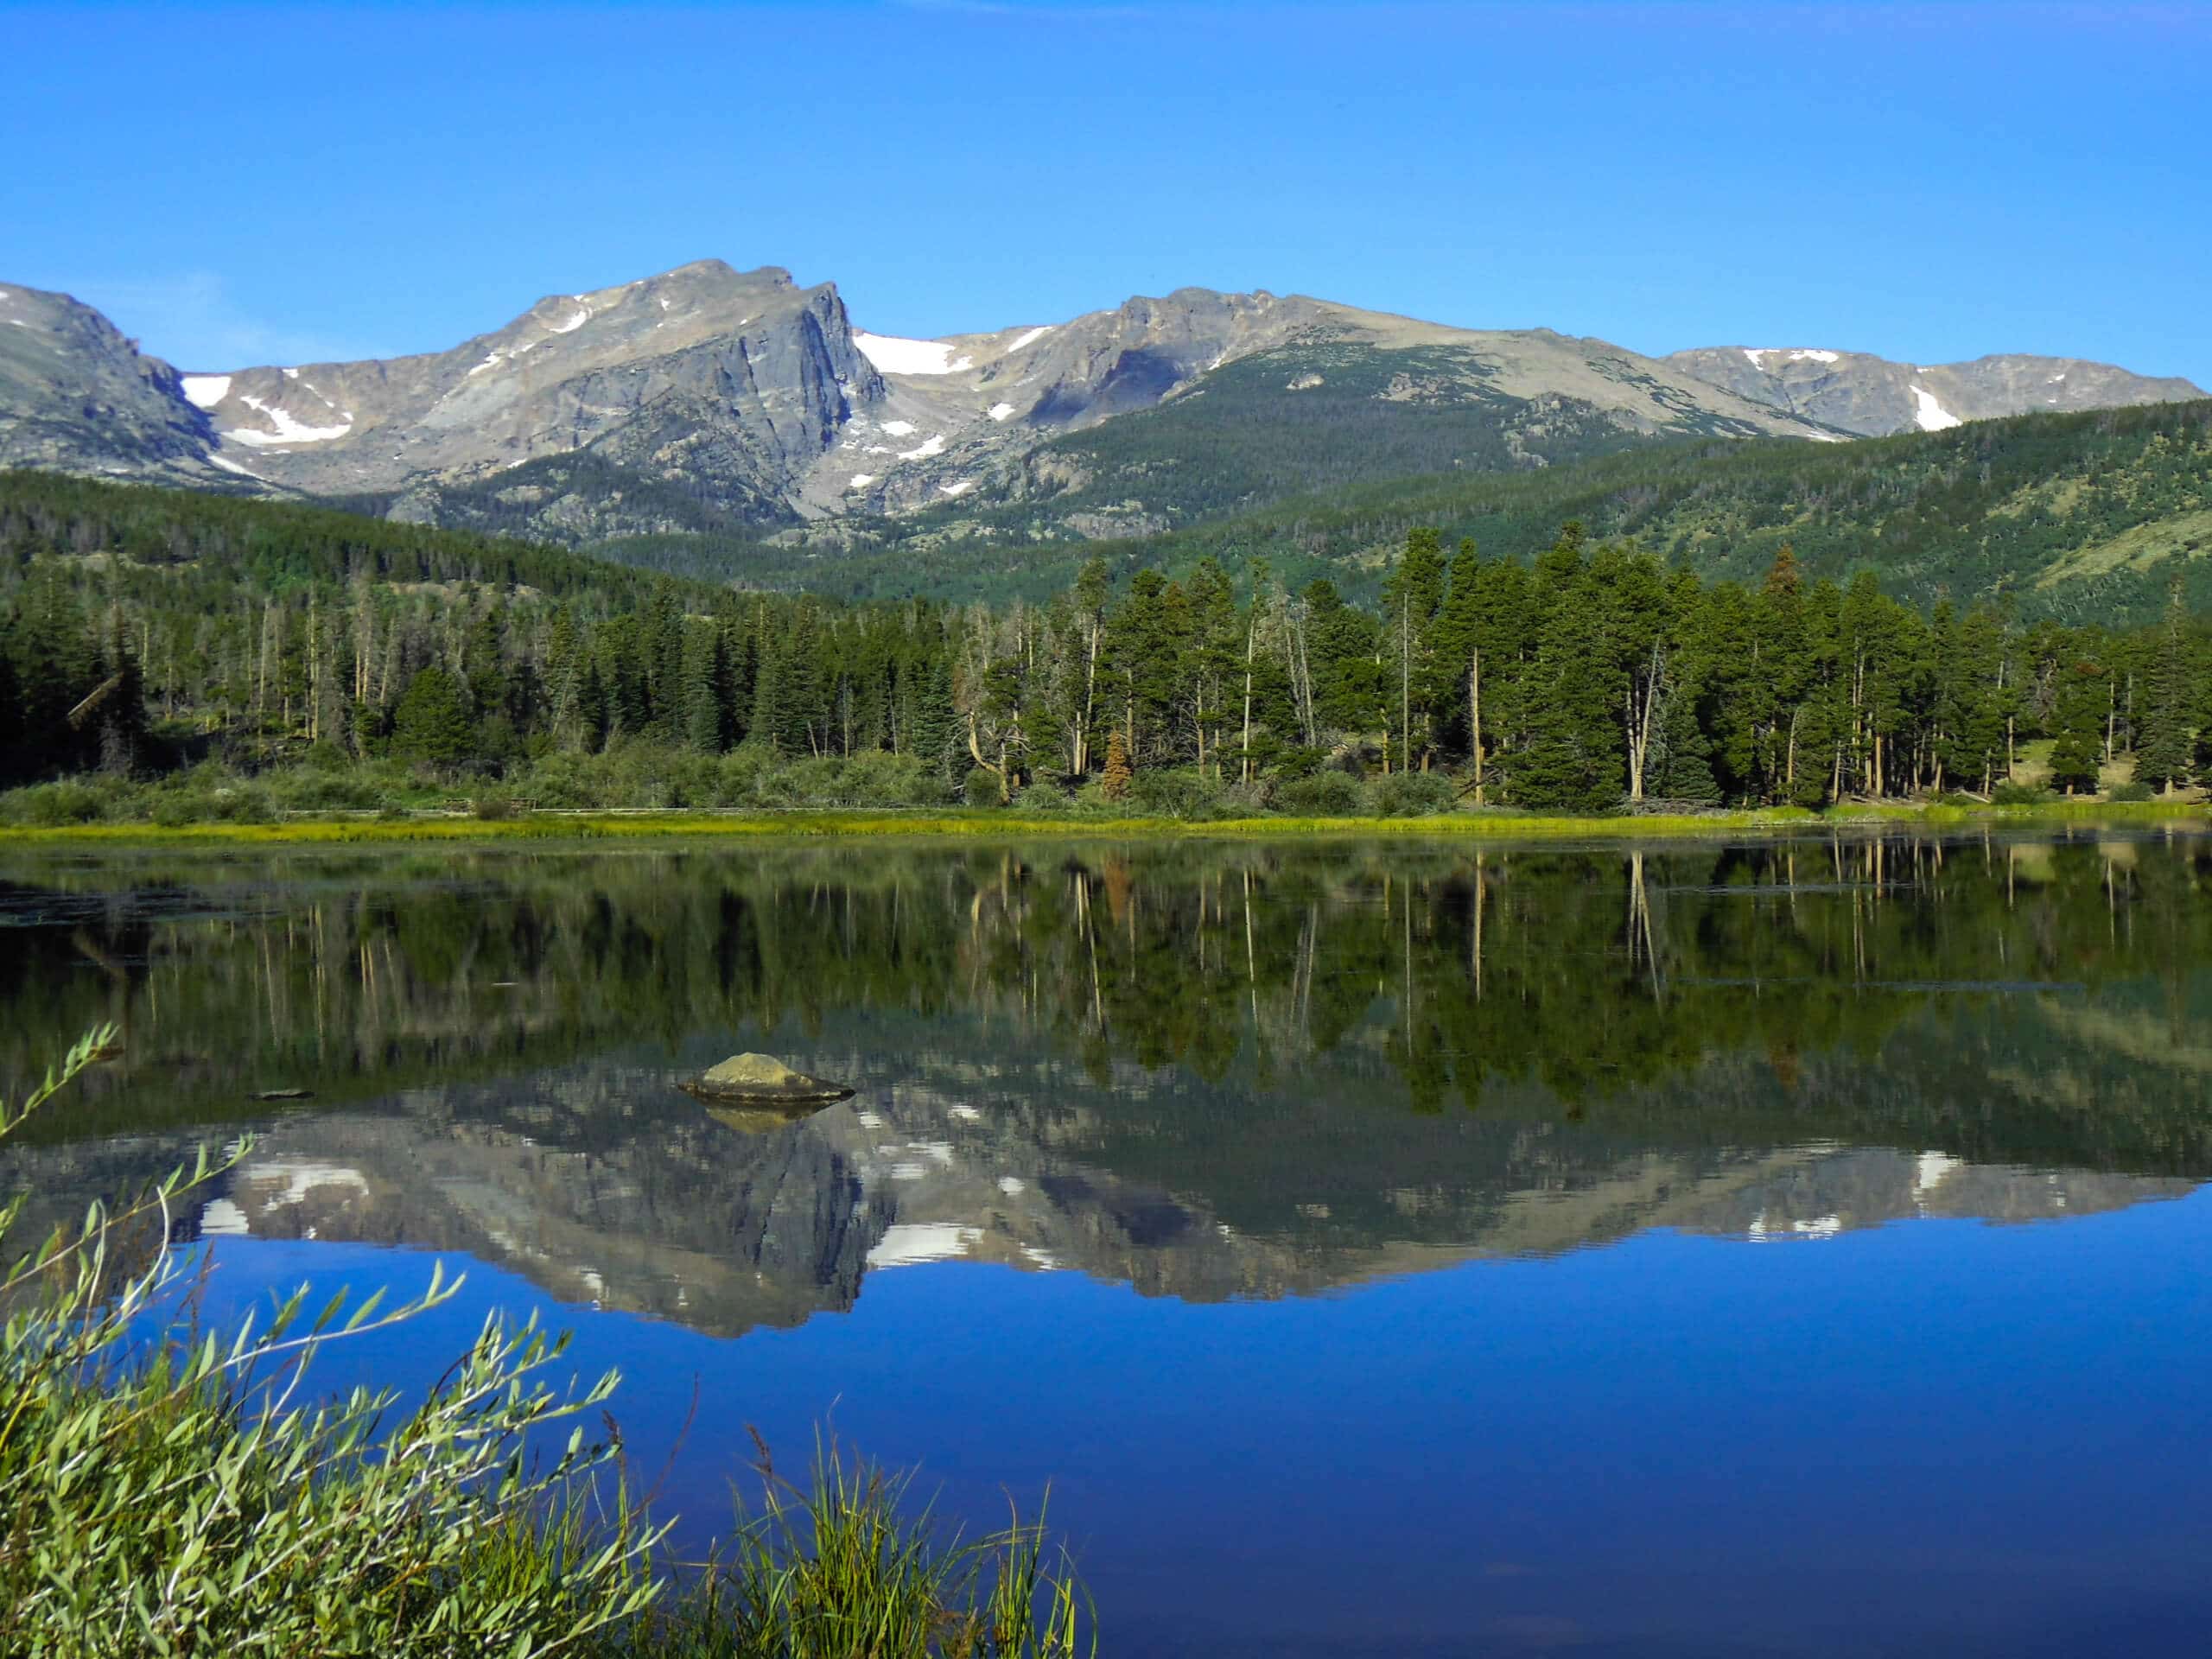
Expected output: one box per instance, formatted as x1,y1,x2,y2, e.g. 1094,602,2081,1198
2,261,2199,554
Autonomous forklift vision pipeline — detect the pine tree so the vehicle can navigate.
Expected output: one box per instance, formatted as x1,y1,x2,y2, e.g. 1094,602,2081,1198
391,665,474,769
92,616,148,776
1515,589,1621,811
1379,527,1447,768
1652,678,1722,804
2048,659,2108,794
683,624,734,754
2134,582,2196,793
908,653,958,785
575,660,608,753
1100,728,1134,801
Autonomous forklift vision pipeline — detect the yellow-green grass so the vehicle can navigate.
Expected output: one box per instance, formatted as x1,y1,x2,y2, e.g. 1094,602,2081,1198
3,798,2205,849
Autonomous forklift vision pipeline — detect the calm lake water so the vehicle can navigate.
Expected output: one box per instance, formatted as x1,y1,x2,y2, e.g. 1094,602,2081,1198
4,829,2210,1656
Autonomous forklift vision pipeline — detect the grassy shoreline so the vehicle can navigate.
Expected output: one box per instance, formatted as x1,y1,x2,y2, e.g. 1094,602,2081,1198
1,798,2204,848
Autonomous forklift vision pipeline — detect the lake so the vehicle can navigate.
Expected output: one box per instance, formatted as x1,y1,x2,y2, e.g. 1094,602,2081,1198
3,827,2209,1656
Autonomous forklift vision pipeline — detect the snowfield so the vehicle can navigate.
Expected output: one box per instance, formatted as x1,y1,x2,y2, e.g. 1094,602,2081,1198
855,333,975,375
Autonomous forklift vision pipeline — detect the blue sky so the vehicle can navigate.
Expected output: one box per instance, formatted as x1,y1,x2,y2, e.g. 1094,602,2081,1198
5,2,2207,384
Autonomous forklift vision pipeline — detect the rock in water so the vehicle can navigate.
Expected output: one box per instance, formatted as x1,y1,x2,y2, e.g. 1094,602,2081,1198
688,1053,853,1103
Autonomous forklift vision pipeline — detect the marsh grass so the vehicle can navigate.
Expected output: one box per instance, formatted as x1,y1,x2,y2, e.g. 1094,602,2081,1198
1,796,2203,849
0,1032,1092,1658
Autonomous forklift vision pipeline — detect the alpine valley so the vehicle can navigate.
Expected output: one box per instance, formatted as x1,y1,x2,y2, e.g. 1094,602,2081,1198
2,260,2202,607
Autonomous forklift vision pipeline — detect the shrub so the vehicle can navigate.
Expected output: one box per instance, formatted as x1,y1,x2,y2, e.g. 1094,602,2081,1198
518,751,602,810
270,767,391,812
964,766,1005,806
1219,779,1272,817
2106,779,2156,803
0,1033,1094,1658
1127,766,1228,820
1363,770,1457,817
1272,771,1362,817
1992,781,2054,806
3,780,113,825
472,793,518,821
842,749,946,807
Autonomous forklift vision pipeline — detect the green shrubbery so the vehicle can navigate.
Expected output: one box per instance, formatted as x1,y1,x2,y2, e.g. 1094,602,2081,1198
5,742,2196,831
1272,771,1363,817
1362,770,1459,817
0,1035,1092,1656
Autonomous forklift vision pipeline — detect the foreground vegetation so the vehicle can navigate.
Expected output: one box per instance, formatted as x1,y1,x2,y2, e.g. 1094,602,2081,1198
0,1033,1091,1657
1,795,2205,849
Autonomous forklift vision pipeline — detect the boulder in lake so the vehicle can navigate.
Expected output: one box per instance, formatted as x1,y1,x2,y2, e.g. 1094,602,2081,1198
684,1053,854,1104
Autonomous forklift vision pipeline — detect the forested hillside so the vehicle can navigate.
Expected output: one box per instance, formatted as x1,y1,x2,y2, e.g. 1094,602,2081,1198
685,397,2212,622
3,471,2207,821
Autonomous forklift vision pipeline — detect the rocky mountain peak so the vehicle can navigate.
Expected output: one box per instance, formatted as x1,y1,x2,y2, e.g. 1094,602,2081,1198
2,261,2202,547
1669,343,2202,435
0,282,220,481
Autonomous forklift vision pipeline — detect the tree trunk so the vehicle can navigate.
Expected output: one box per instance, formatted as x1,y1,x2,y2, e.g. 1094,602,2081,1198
1241,613,1256,786
1468,645,1484,804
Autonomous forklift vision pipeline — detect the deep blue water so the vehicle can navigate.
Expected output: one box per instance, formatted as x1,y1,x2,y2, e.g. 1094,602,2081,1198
4,830,2209,1654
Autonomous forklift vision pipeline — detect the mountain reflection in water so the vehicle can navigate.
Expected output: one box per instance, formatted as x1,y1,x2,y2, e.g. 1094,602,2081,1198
2,828,2207,1338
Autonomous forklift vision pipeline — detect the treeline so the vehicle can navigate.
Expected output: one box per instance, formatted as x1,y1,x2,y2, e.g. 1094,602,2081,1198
734,397,2212,619
3,473,2209,816
7,841,2209,1173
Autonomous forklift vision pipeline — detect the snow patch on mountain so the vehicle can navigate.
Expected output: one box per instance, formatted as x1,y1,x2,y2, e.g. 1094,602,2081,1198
181,375,231,409
867,1224,981,1268
1744,348,1840,368
225,394,353,447
988,403,1016,422
1006,326,1053,351
855,333,974,375
1910,385,1961,432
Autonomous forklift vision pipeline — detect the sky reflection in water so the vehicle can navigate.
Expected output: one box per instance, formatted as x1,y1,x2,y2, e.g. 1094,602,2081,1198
3,829,2209,1656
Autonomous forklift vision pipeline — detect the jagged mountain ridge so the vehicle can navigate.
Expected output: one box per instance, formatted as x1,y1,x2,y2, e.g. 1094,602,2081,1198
1666,344,2201,436
0,264,2198,549
0,283,224,483
7,1041,2190,1344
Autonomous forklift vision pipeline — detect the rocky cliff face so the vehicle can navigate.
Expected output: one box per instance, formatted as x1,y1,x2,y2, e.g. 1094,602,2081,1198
178,260,881,522
1667,345,2202,436
7,1039,2184,1344
3,263,2200,544
0,283,226,482
818,292,1847,518
0,268,1849,539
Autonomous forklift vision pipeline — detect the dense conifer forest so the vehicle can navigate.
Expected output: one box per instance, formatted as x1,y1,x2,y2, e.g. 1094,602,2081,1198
564,398,2212,620
2,469,2207,821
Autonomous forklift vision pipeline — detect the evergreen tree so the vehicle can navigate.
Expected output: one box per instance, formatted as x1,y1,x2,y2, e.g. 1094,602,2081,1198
1515,582,1622,811
909,654,958,785
391,665,474,769
1652,677,1722,804
1101,728,1133,801
92,616,148,775
2134,583,2196,793
683,624,734,754
2047,659,2108,794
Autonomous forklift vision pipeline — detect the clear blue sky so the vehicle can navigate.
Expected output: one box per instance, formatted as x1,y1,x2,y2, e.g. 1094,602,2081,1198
6,1,2207,385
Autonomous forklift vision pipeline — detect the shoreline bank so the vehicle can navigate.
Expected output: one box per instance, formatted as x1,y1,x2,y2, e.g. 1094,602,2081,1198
2,799,2205,848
